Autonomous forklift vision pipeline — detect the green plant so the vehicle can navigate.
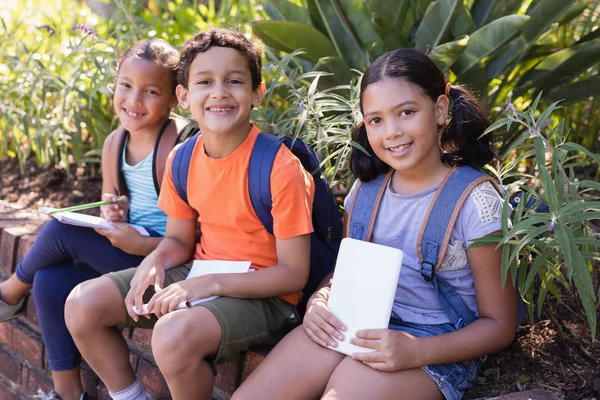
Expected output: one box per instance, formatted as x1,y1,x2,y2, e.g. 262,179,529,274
252,51,363,188
476,93,600,340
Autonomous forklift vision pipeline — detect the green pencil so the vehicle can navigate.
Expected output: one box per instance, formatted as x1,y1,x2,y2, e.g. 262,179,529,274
48,198,124,215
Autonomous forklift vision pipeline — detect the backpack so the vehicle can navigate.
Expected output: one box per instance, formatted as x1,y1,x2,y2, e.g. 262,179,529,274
347,166,527,331
103,117,197,197
170,131,343,313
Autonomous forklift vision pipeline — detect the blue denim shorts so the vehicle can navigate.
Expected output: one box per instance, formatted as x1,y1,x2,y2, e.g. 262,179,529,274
389,316,484,400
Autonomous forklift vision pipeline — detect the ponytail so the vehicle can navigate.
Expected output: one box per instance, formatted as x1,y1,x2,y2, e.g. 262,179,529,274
441,85,495,168
349,122,390,182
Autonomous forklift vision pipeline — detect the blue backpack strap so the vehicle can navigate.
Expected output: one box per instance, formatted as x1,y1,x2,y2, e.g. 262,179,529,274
418,166,497,329
248,132,284,236
347,170,393,241
171,133,200,204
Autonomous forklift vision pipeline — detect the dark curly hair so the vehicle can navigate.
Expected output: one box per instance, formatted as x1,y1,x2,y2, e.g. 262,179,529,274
178,28,262,90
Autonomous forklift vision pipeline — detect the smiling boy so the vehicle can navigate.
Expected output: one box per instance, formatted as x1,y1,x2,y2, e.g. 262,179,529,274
64,29,315,400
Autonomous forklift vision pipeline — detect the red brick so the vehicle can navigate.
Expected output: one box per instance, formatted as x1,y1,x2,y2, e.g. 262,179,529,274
0,225,38,277
22,292,39,331
97,383,111,400
214,354,241,395
15,234,36,265
0,377,24,400
0,348,22,384
137,357,170,397
0,321,45,369
240,349,268,383
80,365,99,398
20,367,53,396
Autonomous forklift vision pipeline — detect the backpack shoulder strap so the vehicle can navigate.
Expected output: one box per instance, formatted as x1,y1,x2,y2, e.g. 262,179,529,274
248,132,284,236
102,126,126,195
347,169,393,241
418,166,498,281
153,119,183,195
171,132,200,204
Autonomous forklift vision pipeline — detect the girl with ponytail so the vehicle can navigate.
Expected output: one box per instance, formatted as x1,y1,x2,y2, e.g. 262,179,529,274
234,48,515,400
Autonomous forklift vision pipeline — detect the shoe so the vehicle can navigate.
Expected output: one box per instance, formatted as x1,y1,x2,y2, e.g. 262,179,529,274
31,389,90,400
0,296,27,322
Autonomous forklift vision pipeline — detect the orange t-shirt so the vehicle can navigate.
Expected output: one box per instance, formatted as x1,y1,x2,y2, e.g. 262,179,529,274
158,125,315,305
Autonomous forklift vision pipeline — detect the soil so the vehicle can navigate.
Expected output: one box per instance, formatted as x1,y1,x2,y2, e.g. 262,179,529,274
1,157,599,400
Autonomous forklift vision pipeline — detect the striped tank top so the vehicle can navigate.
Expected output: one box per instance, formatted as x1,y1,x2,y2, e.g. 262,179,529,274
122,141,167,236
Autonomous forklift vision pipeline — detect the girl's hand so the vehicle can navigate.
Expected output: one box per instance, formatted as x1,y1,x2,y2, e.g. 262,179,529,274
125,254,165,322
350,329,420,372
101,193,129,222
94,222,141,254
302,296,346,348
145,277,215,318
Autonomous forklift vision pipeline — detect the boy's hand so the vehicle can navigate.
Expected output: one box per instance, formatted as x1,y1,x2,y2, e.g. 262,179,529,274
94,222,141,254
101,193,129,222
125,254,165,322
145,276,216,318
350,329,419,372
303,296,346,348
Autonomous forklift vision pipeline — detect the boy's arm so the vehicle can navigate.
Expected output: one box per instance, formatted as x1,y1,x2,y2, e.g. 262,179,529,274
125,216,197,321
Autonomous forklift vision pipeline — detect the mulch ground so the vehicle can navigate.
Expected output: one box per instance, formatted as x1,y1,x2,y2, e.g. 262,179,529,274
1,157,599,399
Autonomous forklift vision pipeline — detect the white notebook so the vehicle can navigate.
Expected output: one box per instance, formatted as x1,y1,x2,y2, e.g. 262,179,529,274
327,238,403,355
40,207,149,237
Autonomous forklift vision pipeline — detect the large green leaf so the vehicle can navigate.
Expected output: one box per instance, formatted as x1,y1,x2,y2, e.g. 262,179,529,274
366,0,413,50
452,2,477,37
516,38,600,92
523,0,576,43
250,21,336,63
548,75,600,105
557,3,588,25
335,0,385,61
414,0,461,52
453,15,530,80
305,0,369,70
485,36,524,79
263,0,311,25
429,35,469,73
488,0,522,21
471,0,496,28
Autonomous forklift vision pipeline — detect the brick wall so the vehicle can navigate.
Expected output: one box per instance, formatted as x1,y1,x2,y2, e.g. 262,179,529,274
0,216,265,400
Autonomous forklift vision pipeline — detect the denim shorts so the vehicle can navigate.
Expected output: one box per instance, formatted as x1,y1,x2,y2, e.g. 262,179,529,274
389,315,484,400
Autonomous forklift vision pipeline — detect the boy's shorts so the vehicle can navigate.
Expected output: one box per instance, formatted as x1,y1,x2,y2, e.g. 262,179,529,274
105,264,300,372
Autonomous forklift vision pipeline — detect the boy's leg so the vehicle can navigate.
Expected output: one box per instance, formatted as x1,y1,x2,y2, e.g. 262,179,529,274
322,358,443,400
65,275,136,392
65,265,190,394
152,307,222,399
232,326,346,400
33,263,101,400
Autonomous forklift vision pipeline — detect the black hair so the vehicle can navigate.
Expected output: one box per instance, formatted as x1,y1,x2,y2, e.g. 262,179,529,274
178,28,262,90
118,39,179,94
350,48,495,182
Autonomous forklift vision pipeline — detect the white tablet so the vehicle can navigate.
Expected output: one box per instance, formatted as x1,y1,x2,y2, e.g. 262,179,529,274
327,237,403,355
